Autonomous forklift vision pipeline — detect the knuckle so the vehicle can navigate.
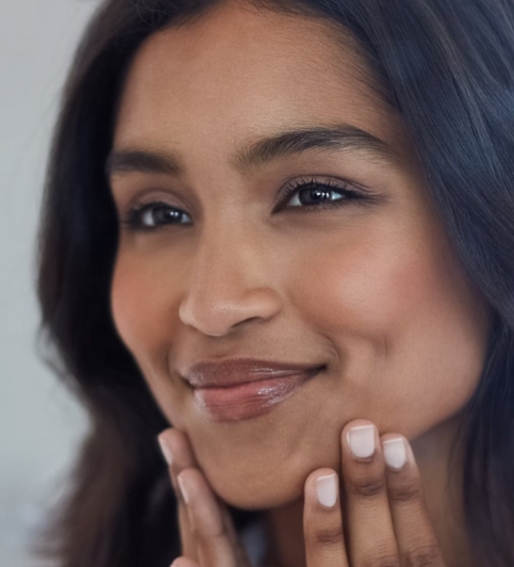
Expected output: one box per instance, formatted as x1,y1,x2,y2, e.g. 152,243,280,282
388,478,422,503
188,523,201,540
402,544,441,567
349,475,385,499
312,525,345,546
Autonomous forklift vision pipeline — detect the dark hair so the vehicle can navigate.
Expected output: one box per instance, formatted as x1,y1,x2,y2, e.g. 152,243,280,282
34,0,514,565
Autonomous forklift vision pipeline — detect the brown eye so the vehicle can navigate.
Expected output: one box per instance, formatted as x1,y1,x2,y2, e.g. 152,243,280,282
120,178,372,232
286,184,346,206
279,178,365,213
123,202,192,230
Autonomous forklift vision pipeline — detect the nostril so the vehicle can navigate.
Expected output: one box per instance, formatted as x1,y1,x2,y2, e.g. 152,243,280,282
234,316,261,328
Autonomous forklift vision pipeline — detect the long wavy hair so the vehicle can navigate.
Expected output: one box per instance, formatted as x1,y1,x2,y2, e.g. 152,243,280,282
33,0,514,565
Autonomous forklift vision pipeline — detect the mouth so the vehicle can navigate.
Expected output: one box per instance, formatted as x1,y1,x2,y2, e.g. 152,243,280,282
190,366,324,422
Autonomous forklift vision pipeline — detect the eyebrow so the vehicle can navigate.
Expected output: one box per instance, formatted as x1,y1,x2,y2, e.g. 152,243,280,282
106,123,405,178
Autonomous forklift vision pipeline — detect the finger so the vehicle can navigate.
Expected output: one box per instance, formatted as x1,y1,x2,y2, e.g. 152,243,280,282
381,434,445,566
303,468,349,567
158,428,199,561
341,420,400,565
159,428,252,566
178,467,243,567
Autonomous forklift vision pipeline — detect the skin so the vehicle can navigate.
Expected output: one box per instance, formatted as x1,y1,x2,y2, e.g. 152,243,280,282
108,0,494,564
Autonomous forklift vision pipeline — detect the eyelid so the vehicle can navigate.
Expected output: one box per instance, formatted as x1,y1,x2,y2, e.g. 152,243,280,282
114,183,198,219
118,174,380,230
121,200,192,230
274,175,353,210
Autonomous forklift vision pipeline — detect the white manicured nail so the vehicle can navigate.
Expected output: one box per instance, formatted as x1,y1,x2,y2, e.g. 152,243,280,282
347,425,375,458
383,438,407,469
158,435,174,466
315,473,338,508
177,474,190,504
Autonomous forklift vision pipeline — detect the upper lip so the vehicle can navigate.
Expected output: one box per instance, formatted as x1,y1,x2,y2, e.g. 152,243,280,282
182,358,325,388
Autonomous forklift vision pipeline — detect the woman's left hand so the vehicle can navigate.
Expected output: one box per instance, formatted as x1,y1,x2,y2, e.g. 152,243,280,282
302,419,445,567
158,419,446,567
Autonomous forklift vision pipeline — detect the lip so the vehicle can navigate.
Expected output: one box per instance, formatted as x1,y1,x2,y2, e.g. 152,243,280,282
181,358,325,422
182,357,325,387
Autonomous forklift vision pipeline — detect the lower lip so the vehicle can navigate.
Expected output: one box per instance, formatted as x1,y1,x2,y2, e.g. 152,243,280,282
192,370,321,422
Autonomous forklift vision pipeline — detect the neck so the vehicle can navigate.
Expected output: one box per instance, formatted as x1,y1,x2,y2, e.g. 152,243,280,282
262,414,478,567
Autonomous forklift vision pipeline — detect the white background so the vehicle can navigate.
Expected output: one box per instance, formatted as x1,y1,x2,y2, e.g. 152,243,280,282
0,1,101,564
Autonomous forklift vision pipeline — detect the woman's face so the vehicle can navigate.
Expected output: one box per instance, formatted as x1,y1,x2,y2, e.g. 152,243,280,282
109,0,493,509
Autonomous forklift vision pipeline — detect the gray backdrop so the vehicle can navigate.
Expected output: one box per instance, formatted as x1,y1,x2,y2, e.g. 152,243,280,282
0,1,101,564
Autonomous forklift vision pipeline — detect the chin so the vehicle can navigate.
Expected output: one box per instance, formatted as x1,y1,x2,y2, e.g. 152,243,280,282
206,465,305,510
196,442,334,510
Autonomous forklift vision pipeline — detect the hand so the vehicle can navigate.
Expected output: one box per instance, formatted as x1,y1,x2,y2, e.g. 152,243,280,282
158,419,446,567
303,419,445,566
157,427,253,567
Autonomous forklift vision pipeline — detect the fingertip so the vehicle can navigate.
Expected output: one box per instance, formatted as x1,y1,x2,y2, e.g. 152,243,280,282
340,418,377,441
380,433,417,471
158,428,197,469
176,467,198,505
381,435,407,470
343,421,379,461
158,432,174,466
304,467,338,490
304,468,339,509
303,468,346,564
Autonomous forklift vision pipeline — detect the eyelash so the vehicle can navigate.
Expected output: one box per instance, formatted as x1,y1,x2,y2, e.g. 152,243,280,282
119,176,368,231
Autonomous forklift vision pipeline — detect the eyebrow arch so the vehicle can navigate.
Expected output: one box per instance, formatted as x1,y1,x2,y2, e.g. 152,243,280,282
106,123,404,178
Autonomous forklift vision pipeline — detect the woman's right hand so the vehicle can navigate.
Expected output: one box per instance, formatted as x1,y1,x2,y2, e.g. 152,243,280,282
158,428,254,567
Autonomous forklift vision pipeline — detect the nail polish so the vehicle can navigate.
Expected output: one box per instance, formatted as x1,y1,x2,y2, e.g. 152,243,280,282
158,434,174,466
383,438,407,469
315,473,338,508
177,474,190,504
347,424,375,458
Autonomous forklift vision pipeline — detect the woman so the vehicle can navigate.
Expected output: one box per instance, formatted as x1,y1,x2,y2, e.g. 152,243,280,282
34,0,514,565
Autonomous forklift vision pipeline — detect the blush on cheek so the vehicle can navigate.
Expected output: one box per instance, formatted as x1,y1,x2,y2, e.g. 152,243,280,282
110,259,172,370
110,265,145,355
297,239,424,336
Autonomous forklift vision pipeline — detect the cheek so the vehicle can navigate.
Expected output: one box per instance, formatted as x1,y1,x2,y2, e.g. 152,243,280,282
111,247,184,357
295,234,420,339
111,255,173,389
292,228,490,438
110,254,187,419
111,257,153,358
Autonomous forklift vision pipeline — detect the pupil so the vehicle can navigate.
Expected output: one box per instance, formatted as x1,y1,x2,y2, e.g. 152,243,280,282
157,208,180,223
302,187,330,204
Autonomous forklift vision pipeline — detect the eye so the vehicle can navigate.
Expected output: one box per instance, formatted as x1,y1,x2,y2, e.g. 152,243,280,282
121,201,192,231
120,177,370,231
277,176,366,213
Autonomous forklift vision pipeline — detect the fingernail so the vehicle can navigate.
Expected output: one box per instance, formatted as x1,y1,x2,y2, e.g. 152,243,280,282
383,437,407,469
315,473,338,508
347,424,375,458
177,474,190,504
158,434,174,466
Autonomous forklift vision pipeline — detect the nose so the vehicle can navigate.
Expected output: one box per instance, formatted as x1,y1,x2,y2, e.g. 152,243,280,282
178,222,282,337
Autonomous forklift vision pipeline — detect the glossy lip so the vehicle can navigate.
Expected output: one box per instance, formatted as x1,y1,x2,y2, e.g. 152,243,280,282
182,357,326,388
181,357,326,422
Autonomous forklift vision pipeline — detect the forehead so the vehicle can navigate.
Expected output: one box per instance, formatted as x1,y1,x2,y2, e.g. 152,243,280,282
113,0,410,161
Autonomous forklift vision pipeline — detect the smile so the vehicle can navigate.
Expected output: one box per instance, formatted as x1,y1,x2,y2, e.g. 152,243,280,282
191,368,322,421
